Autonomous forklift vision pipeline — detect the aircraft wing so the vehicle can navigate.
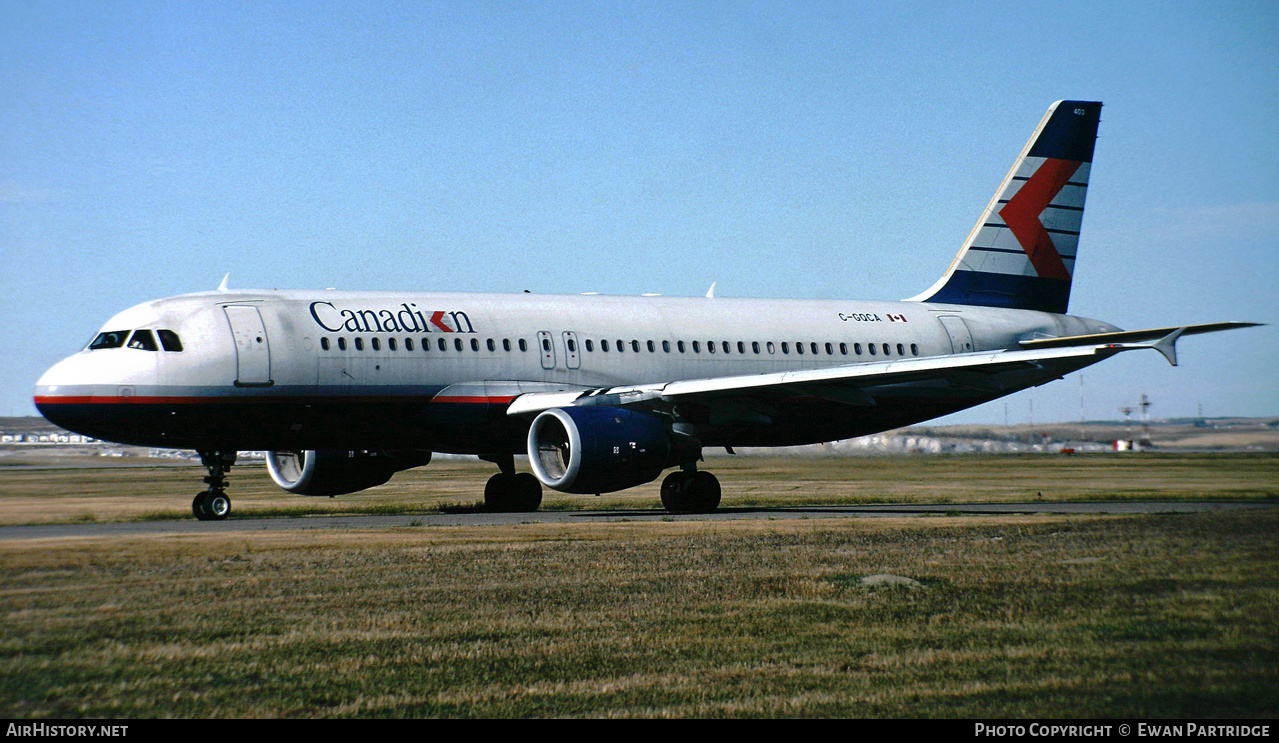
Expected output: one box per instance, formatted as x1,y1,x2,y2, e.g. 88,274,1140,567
506,322,1258,418
1017,322,1259,352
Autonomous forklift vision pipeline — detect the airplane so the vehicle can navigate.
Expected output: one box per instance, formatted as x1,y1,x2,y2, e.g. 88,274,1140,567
34,100,1257,521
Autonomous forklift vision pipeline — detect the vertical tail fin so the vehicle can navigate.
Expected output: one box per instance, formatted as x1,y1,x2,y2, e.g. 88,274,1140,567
909,100,1102,314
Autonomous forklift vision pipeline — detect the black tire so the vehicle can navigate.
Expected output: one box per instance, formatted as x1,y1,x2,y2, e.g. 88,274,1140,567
193,493,211,520
660,471,720,514
688,471,721,513
512,472,543,512
484,473,517,512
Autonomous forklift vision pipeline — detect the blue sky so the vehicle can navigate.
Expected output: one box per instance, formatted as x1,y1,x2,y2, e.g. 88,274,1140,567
3,1,1276,424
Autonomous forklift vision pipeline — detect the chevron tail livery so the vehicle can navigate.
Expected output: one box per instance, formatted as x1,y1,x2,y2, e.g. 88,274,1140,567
34,101,1258,519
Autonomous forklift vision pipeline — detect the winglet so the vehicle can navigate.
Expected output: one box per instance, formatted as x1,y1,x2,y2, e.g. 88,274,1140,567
217,273,231,292
1148,327,1187,366
1110,327,1189,366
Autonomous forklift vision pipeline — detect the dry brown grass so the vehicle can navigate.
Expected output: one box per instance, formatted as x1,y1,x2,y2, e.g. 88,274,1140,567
2,510,1276,717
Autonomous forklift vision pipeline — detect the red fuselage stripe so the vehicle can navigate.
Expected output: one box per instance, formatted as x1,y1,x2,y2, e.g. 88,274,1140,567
34,395,518,406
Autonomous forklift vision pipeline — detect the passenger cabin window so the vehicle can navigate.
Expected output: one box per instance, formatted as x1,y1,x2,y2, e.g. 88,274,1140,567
320,337,330,351
157,329,183,352
338,337,348,351
371,338,381,351
89,331,129,350
354,337,364,351
127,329,158,351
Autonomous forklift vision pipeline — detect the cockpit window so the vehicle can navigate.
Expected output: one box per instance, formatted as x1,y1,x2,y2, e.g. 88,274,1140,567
88,331,129,350
157,329,184,352
127,329,159,351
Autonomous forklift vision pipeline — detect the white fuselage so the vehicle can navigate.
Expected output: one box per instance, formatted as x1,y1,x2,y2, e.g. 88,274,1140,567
35,288,1119,453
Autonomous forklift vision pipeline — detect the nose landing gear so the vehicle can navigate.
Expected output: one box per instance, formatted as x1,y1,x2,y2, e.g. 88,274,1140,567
193,450,237,521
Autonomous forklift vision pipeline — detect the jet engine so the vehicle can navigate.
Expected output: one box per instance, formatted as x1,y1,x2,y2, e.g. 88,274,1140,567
527,407,674,494
266,449,432,496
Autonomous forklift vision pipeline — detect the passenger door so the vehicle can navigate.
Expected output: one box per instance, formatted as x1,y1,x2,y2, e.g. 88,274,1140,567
223,305,273,386
938,315,974,355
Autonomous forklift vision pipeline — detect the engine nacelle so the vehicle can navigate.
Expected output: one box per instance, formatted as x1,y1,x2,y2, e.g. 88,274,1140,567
266,450,431,496
527,407,674,494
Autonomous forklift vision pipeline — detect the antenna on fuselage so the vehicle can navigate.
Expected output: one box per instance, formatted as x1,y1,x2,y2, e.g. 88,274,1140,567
217,273,231,292
705,282,717,299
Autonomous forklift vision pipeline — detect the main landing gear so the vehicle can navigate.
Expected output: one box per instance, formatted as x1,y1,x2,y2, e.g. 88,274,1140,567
193,450,237,521
481,454,543,513
660,465,721,514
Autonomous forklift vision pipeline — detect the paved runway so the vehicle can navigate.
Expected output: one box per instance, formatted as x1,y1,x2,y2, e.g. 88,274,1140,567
2,500,1274,540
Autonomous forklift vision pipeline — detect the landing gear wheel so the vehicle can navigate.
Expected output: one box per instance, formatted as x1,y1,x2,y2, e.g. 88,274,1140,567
192,490,231,521
206,491,231,520
513,473,543,512
193,450,237,521
484,472,543,513
660,471,721,514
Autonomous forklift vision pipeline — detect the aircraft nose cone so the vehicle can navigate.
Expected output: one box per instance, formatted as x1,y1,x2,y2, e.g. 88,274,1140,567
34,350,156,443
34,354,94,433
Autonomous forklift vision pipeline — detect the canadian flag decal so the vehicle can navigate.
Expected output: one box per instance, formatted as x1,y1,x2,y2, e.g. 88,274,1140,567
998,158,1079,281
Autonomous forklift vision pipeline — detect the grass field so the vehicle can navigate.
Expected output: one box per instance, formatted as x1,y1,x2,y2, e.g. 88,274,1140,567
1,452,1277,526
1,455,1277,718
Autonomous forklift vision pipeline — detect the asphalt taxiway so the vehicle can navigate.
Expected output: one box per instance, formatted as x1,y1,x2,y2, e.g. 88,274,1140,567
2,501,1275,540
